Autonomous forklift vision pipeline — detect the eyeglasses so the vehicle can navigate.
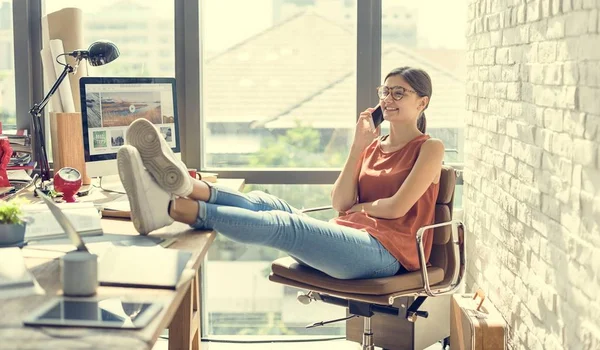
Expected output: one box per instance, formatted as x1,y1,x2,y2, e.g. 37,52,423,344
376,85,417,101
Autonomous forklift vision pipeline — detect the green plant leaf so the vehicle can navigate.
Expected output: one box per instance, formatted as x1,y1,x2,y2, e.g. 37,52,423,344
0,198,28,225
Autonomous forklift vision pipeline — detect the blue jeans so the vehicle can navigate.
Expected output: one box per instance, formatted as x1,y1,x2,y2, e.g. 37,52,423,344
190,183,400,280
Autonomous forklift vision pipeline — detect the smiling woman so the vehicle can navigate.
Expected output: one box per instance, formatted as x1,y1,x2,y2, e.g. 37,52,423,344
378,67,432,136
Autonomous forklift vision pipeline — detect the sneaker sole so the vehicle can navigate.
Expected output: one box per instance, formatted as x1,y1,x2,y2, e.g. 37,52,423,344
126,119,191,197
117,146,153,235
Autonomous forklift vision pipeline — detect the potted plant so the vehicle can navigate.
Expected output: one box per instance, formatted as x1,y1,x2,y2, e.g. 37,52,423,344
0,198,28,247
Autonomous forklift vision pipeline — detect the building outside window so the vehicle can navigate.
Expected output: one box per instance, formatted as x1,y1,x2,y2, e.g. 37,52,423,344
43,0,174,78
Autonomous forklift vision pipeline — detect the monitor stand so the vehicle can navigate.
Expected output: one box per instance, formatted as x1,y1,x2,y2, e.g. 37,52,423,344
94,175,125,194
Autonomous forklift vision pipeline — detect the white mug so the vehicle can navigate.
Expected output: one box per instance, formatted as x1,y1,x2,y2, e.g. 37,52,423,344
60,251,98,296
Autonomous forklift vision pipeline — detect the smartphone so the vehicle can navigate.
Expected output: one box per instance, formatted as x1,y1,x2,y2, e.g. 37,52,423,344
370,105,384,129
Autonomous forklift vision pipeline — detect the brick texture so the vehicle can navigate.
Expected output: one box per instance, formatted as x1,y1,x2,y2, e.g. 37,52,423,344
465,0,600,349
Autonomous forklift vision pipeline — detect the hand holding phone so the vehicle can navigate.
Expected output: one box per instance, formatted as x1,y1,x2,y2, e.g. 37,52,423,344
354,106,382,152
369,105,384,130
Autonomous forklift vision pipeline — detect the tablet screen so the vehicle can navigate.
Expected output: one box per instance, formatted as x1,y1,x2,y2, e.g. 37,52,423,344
25,299,162,329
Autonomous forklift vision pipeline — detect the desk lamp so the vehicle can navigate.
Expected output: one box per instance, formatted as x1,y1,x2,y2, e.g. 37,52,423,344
29,40,120,188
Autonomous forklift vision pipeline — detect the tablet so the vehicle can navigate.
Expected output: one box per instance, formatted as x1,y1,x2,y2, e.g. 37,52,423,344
23,298,163,329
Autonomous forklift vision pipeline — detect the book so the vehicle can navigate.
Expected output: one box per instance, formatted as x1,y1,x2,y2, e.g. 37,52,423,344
1,129,28,136
22,202,103,241
99,199,131,219
7,169,33,182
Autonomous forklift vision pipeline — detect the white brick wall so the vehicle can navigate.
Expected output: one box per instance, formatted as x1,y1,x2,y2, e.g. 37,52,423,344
464,0,600,349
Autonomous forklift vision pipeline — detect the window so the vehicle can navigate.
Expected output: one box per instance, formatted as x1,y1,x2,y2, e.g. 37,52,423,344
201,0,357,337
201,0,357,170
43,1,174,77
381,0,467,207
0,0,16,130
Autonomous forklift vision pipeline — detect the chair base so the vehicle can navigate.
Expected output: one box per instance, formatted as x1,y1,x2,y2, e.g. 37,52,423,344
347,295,452,350
297,292,433,349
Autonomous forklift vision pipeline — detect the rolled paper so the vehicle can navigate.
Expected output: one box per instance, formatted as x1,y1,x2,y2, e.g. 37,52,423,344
45,8,88,112
40,47,63,113
49,39,76,113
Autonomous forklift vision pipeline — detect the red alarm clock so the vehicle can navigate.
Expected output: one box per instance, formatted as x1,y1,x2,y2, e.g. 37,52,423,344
53,167,82,203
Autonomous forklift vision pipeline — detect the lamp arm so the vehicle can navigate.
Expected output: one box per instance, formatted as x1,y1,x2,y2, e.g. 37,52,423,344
29,63,73,117
28,63,74,183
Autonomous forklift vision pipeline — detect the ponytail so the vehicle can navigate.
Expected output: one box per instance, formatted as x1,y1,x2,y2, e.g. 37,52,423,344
417,112,427,134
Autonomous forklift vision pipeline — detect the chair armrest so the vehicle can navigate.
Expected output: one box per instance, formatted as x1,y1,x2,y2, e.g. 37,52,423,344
415,220,465,297
301,205,334,213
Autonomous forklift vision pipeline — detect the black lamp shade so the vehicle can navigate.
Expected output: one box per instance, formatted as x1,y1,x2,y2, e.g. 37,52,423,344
87,40,120,67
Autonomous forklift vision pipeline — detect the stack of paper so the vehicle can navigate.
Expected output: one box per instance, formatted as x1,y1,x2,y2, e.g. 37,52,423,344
22,202,103,241
7,169,33,182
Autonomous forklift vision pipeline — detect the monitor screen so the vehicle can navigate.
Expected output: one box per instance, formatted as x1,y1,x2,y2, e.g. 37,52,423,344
80,77,180,165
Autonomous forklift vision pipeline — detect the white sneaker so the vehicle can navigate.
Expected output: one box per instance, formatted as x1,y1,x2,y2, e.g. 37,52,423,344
117,145,174,235
125,118,192,197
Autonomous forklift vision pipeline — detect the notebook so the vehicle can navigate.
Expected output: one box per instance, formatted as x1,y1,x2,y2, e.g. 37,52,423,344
22,201,103,241
98,246,193,289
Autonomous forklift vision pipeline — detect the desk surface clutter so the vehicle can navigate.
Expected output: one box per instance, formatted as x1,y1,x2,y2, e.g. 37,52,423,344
0,177,245,350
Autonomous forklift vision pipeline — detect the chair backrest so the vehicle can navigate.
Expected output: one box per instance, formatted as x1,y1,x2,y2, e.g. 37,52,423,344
428,165,457,286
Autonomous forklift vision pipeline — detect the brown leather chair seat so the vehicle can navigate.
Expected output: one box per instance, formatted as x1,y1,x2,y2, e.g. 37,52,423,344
272,257,444,296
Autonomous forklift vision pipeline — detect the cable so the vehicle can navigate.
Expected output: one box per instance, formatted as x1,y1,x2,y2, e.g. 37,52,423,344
54,53,69,67
96,176,126,194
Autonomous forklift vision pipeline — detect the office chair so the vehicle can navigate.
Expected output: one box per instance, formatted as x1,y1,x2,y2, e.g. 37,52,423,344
269,165,465,350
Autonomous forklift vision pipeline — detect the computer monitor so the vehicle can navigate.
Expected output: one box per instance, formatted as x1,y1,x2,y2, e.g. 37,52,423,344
80,77,181,178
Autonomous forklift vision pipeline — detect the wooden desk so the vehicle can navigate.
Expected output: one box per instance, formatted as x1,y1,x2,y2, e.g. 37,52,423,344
0,178,245,350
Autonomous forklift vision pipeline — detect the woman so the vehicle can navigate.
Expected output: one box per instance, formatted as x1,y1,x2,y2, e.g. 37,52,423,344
117,66,444,280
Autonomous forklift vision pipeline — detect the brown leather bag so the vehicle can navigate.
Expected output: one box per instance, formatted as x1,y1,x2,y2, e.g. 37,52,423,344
450,289,507,350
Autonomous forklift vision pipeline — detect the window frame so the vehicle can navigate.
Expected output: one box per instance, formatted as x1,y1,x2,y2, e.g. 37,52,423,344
13,0,43,131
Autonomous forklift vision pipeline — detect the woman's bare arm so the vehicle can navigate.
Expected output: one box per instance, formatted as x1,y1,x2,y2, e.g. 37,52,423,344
331,147,363,212
331,108,380,212
346,138,445,219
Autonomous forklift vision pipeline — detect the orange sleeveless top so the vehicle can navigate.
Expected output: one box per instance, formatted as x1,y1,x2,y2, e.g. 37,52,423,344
333,134,439,271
